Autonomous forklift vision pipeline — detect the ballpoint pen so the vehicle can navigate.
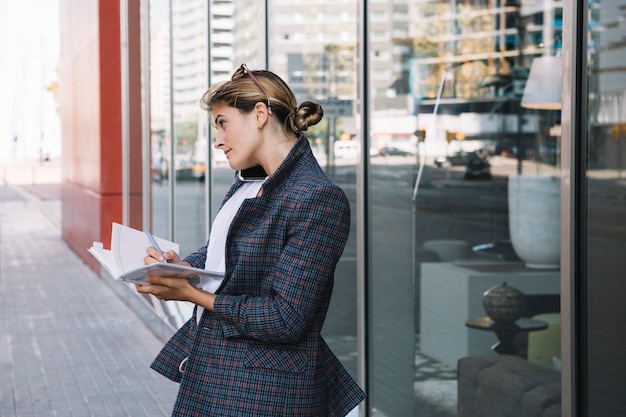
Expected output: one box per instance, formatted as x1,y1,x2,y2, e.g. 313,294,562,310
145,230,165,258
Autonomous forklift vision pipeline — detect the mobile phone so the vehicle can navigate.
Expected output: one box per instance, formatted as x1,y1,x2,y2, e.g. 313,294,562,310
238,165,268,181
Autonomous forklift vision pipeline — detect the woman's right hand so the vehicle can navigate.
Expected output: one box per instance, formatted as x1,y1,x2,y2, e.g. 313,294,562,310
144,247,184,265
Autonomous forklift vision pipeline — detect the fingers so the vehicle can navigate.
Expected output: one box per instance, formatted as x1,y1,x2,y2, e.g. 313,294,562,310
135,281,170,301
162,250,182,264
145,247,182,265
135,283,154,295
135,274,194,302
145,246,165,263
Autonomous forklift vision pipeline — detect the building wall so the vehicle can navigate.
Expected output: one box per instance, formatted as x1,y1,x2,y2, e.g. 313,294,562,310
58,0,144,271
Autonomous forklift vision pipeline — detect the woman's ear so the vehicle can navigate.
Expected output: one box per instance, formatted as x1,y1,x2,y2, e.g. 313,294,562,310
254,102,270,129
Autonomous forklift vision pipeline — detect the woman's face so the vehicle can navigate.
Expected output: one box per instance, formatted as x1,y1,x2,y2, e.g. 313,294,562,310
212,103,261,171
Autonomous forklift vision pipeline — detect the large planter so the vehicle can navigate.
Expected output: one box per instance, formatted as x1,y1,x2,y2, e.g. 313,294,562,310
508,175,560,269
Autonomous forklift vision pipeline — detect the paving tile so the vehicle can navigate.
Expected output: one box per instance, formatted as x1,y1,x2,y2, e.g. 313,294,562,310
0,185,178,417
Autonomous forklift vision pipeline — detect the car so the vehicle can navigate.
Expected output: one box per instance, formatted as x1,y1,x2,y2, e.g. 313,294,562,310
153,157,204,181
379,146,414,156
464,154,491,179
213,150,228,164
472,240,521,262
190,161,206,181
334,140,358,159
434,151,471,167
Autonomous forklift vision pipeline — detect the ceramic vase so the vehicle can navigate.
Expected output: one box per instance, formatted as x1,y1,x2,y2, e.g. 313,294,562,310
508,175,560,269
483,282,526,323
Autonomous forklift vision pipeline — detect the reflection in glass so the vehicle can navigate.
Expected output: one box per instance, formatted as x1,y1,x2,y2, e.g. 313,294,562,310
585,0,626,413
266,1,360,384
149,0,171,242
133,1,603,414
368,0,563,415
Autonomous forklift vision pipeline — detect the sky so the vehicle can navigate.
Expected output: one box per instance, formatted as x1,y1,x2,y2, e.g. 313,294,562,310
0,0,61,161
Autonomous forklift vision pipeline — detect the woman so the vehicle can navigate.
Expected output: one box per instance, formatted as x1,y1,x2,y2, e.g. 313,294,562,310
136,64,366,416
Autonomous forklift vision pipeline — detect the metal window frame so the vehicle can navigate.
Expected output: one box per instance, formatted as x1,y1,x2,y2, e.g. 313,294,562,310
561,0,587,416
356,2,371,415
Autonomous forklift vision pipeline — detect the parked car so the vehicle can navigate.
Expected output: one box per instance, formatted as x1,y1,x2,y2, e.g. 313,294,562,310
379,146,414,156
213,150,228,164
190,161,206,181
434,151,471,167
153,156,205,181
464,153,491,179
334,140,358,159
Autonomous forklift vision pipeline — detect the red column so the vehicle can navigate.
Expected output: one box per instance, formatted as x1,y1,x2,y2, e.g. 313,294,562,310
58,0,144,271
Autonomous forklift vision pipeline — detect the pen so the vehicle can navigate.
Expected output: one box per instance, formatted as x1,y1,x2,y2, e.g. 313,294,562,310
145,230,165,256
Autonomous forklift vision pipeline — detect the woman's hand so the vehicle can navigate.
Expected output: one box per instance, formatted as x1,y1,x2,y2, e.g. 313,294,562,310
135,275,216,309
135,274,196,302
138,247,192,301
136,246,216,309
144,247,184,265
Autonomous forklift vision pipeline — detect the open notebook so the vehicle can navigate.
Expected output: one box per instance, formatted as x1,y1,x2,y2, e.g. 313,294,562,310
88,222,222,285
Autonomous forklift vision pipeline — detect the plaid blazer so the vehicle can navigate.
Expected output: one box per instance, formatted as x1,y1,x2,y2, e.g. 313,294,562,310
151,135,366,416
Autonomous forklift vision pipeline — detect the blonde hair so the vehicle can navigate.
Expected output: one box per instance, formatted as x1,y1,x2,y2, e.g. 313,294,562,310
200,69,323,135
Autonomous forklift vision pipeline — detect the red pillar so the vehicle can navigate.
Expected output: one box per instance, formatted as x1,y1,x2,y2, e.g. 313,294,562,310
58,0,144,271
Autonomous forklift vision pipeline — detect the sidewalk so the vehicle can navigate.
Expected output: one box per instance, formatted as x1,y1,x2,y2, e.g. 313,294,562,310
0,162,179,416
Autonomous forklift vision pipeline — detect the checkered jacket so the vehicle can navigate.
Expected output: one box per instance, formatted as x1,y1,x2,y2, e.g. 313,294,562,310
151,135,366,416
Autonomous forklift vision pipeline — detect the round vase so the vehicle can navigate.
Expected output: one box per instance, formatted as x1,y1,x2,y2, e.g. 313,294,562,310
508,175,560,269
483,282,525,323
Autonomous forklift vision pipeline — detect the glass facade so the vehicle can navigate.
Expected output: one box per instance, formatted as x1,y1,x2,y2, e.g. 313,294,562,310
584,0,626,413
134,0,626,415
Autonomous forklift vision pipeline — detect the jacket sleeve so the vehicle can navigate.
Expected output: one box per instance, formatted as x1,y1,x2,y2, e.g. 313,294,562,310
183,244,208,269
213,183,350,344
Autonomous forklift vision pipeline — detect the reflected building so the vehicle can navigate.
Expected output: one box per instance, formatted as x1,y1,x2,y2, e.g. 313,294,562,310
407,0,563,159
588,0,626,171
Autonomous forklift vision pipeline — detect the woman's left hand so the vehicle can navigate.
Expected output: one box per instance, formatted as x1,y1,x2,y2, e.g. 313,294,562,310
135,275,196,302
135,275,217,310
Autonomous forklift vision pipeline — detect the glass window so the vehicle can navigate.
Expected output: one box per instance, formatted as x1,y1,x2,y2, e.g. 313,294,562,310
267,0,360,384
147,0,210,329
367,0,562,415
149,0,173,243
585,0,626,413
141,1,588,415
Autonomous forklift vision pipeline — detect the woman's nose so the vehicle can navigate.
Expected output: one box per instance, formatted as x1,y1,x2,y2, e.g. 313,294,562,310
213,134,224,149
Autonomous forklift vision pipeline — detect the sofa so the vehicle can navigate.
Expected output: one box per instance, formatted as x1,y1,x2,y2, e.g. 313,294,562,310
457,354,561,417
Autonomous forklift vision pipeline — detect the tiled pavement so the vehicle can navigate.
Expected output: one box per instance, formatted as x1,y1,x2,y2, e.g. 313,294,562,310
0,180,179,417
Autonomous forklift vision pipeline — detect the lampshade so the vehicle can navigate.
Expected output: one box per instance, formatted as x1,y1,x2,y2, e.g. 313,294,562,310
520,55,562,110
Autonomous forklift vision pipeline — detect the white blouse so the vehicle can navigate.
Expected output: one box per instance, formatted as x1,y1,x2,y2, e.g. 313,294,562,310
196,180,264,321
